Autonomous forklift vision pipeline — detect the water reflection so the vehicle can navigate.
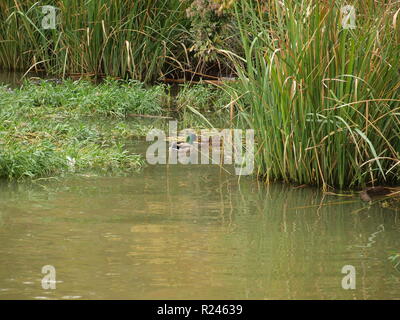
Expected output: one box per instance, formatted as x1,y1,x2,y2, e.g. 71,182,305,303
0,162,399,299
0,71,49,88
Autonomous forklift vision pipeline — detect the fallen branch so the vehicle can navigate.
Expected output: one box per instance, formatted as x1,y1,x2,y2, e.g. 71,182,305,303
126,113,174,120
161,78,237,86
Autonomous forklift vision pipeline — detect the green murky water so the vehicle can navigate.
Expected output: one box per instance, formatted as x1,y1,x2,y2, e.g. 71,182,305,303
0,71,47,88
0,147,399,299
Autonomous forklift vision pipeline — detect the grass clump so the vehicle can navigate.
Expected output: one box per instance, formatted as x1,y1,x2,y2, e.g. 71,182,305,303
11,79,166,117
175,82,234,128
0,80,168,180
232,0,400,189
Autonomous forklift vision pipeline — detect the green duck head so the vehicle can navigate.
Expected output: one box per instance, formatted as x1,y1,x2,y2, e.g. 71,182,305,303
186,133,197,144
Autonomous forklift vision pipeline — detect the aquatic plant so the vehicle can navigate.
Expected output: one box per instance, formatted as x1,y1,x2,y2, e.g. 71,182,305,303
0,0,188,82
175,82,233,128
231,0,400,189
0,80,168,179
0,0,243,81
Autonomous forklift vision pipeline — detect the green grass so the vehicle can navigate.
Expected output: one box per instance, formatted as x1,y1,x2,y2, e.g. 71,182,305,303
231,0,400,189
0,80,168,180
175,82,234,128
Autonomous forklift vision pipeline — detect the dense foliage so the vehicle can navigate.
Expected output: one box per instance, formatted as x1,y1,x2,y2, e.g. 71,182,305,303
1,0,400,189
231,0,400,188
0,0,238,81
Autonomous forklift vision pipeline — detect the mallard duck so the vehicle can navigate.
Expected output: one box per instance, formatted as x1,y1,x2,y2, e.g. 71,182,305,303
360,186,394,202
170,133,197,152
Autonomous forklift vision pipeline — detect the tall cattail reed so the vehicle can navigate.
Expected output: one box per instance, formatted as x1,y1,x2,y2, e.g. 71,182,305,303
0,0,188,82
231,0,400,189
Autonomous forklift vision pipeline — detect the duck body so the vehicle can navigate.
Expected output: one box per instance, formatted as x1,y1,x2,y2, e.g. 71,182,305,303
360,186,394,202
170,141,193,151
169,133,197,152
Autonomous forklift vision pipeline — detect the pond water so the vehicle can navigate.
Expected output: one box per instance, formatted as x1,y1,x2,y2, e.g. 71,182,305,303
0,141,399,300
0,71,49,88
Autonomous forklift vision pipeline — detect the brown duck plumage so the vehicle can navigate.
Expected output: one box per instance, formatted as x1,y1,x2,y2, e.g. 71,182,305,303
360,186,395,202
